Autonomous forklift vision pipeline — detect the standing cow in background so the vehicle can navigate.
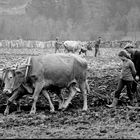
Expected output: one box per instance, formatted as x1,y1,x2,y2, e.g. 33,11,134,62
63,41,81,53
3,53,89,115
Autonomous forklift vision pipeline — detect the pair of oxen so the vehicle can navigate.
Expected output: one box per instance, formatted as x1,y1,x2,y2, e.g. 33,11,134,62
0,53,89,115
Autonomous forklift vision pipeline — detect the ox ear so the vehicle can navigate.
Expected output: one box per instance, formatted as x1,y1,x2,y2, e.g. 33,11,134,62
30,75,38,82
22,84,33,94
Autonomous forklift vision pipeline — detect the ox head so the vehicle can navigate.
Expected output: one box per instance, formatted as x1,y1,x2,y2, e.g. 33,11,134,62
3,69,16,94
2,64,31,95
0,64,16,93
2,65,18,95
2,57,32,95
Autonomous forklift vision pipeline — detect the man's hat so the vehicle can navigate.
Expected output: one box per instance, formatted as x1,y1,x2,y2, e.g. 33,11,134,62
124,43,134,49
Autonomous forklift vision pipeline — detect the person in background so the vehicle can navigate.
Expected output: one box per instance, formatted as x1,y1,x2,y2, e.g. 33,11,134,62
124,43,140,106
107,50,136,108
54,37,62,53
94,36,101,57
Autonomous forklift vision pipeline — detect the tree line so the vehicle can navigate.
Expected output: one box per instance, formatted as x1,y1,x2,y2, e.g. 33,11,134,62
0,0,140,41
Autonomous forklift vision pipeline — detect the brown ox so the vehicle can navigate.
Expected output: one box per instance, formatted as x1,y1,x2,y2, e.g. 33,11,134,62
2,67,64,114
3,53,89,115
63,41,82,53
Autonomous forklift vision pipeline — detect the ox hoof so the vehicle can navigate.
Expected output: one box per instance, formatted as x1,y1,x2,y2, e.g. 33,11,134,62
57,106,66,111
50,109,55,113
30,111,36,115
4,111,9,116
28,96,34,100
60,107,68,112
15,110,22,114
50,110,56,114
82,110,88,113
82,107,88,111
58,106,63,110
58,108,62,111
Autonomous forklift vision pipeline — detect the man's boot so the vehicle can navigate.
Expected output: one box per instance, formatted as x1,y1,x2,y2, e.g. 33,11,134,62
107,97,118,108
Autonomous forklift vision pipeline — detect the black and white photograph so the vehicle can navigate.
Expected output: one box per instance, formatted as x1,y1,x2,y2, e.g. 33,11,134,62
0,0,140,139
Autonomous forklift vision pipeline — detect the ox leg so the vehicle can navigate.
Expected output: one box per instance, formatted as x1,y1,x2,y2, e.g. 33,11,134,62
4,105,10,116
16,100,21,113
61,84,77,110
42,90,55,113
4,90,19,115
79,81,88,111
79,50,81,55
30,82,44,114
52,88,64,110
57,91,65,110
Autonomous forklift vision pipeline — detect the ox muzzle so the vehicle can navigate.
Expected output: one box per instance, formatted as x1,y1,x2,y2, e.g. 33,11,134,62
3,88,13,96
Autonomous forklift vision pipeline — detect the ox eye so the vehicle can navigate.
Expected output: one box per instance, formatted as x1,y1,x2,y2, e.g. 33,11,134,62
9,76,13,79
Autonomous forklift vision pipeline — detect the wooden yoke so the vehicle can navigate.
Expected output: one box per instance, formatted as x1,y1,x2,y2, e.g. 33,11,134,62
25,57,31,80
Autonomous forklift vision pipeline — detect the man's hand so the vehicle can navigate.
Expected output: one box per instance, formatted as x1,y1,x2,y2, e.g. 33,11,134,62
135,75,140,81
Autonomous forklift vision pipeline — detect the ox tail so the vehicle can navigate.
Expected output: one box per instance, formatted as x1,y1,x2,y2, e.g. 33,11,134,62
86,80,90,94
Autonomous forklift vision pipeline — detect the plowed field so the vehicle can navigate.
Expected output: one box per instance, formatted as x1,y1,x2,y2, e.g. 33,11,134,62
0,47,139,139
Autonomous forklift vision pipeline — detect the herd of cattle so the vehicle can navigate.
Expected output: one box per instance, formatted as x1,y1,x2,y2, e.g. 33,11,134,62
0,38,139,115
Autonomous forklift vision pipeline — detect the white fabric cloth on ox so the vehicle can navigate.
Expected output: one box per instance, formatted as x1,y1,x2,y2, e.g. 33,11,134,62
29,53,88,88
64,41,81,51
64,41,80,47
